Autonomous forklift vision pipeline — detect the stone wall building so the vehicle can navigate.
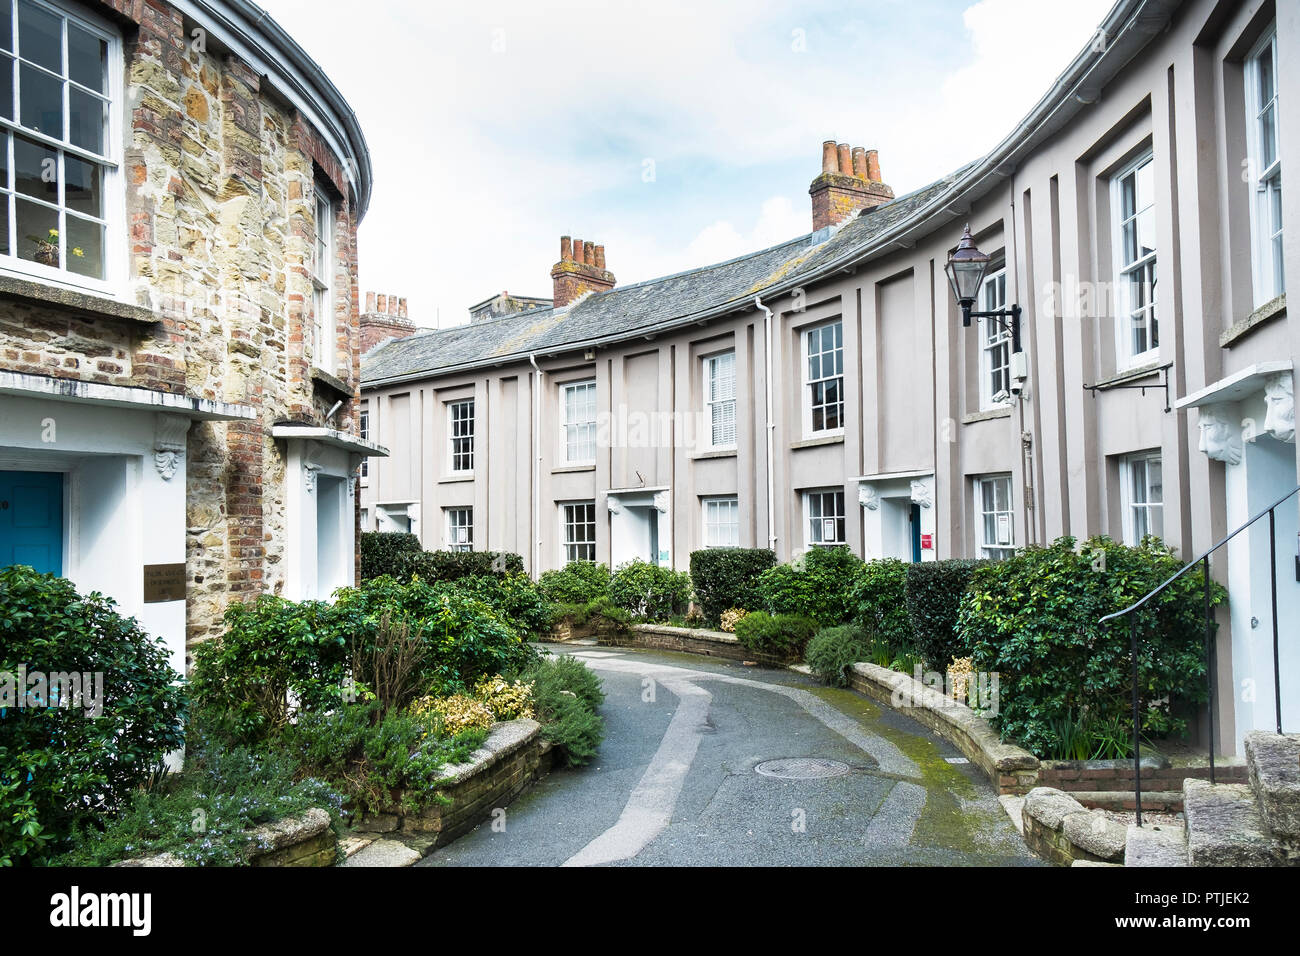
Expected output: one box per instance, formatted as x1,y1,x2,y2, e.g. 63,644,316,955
361,0,1299,756
0,0,385,675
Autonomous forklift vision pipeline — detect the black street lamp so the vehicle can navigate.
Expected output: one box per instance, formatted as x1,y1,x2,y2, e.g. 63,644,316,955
944,224,1022,354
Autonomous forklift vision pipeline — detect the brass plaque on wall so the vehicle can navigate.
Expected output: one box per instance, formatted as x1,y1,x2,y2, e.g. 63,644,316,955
143,563,187,604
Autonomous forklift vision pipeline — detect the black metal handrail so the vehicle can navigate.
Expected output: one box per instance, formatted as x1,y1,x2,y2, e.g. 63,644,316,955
1098,482,1300,827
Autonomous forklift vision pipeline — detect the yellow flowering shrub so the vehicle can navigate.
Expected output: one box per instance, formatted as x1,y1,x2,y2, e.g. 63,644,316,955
473,675,535,721
947,657,975,703
719,608,747,633
412,693,495,735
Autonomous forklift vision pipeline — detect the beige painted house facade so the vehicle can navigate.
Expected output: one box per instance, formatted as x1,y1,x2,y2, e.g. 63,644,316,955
362,0,1298,754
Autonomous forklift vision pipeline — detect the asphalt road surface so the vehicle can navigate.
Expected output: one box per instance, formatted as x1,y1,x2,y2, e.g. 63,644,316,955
418,643,1040,867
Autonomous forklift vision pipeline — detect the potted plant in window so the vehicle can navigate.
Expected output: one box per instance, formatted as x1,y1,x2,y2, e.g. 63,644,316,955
27,228,85,269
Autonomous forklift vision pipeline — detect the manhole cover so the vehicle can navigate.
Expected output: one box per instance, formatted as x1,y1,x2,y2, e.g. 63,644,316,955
754,757,852,780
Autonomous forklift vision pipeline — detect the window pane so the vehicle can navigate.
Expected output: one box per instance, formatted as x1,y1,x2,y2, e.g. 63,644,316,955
68,87,105,154
64,153,100,218
0,196,10,256
13,132,55,201
1260,102,1277,169
67,23,105,93
15,195,56,265
19,1,61,73
0,2,11,54
0,52,13,121
19,61,61,136
63,213,102,279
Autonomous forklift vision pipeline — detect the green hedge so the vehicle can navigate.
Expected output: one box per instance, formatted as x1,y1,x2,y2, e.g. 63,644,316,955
904,559,987,668
961,536,1224,758
360,532,422,580
538,561,612,605
394,549,524,583
0,567,186,865
733,611,818,660
848,559,913,649
608,561,692,621
756,546,863,625
689,548,776,624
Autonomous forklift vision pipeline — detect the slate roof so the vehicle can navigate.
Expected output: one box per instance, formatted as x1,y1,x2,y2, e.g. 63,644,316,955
361,166,971,385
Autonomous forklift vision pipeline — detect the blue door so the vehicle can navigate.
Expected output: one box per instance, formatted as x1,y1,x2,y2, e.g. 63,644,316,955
910,503,922,563
0,471,64,576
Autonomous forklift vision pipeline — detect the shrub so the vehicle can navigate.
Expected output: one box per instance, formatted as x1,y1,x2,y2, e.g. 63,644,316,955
960,536,1225,757
608,561,692,620
550,596,632,633
190,594,347,745
538,562,612,605
733,611,819,660
689,548,777,624
719,607,747,633
413,693,496,736
331,576,537,694
904,559,987,668
451,573,552,636
360,532,423,580
756,547,864,625
849,559,913,650
283,701,487,816
519,655,605,766
805,625,872,687
0,567,186,865
58,729,343,867
394,549,523,583
473,675,535,721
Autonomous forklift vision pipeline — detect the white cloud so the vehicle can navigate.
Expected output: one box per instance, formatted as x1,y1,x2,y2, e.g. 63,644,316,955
682,195,808,266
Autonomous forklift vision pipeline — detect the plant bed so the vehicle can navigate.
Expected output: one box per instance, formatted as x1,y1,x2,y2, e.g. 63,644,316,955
599,623,789,667
113,809,339,868
349,718,552,854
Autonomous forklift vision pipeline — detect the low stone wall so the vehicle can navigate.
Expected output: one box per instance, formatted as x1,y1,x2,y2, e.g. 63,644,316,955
354,718,552,849
599,623,788,667
1039,758,1247,800
115,808,337,867
847,662,1039,794
1021,787,1128,866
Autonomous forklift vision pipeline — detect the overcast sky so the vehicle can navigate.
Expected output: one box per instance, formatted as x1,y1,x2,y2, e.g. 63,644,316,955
254,0,1115,329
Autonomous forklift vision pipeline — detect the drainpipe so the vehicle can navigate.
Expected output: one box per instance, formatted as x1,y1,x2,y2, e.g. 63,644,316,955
529,354,543,579
754,296,778,553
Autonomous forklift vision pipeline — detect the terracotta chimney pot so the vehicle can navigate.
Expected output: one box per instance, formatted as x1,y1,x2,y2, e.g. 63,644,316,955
822,140,838,174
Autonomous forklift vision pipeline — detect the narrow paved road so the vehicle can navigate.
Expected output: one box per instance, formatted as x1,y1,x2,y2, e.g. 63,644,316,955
419,644,1039,867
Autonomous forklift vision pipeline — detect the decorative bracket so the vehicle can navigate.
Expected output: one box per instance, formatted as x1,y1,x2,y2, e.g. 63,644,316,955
1264,372,1295,443
858,483,879,511
1084,363,1173,413
910,479,933,509
1197,405,1244,465
153,413,190,481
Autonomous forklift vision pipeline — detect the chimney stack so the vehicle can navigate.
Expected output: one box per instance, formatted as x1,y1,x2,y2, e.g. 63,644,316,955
551,235,615,308
808,140,895,232
360,291,417,354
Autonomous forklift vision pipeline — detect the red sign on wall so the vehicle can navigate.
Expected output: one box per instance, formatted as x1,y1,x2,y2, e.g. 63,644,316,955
920,534,934,551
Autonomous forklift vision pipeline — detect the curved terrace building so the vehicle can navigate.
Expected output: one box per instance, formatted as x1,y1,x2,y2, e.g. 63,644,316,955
0,0,385,674
362,0,1298,756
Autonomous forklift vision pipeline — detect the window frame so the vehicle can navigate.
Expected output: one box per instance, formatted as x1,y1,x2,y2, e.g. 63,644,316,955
977,267,1011,410
444,506,473,553
802,320,845,438
974,474,1015,561
803,488,846,548
702,350,737,450
560,500,597,563
359,401,369,480
1110,150,1159,369
311,183,335,372
561,379,597,465
447,398,475,474
1245,25,1284,306
1120,451,1163,546
0,0,125,297
701,495,739,548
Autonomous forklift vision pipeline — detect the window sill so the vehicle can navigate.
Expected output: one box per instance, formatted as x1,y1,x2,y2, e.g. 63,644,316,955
692,448,738,461
439,473,474,484
311,367,354,398
1091,360,1166,389
962,407,1013,425
552,463,596,474
791,433,844,450
1220,293,1286,348
0,273,154,324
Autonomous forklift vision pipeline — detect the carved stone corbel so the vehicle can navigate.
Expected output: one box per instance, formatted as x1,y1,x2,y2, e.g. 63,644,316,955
858,483,879,511
1264,372,1295,443
153,413,190,481
1197,406,1244,465
652,491,669,514
910,478,933,509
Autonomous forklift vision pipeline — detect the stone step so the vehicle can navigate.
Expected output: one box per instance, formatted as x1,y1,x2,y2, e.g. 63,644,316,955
339,838,421,868
1244,731,1300,847
1183,779,1276,866
1124,823,1187,866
